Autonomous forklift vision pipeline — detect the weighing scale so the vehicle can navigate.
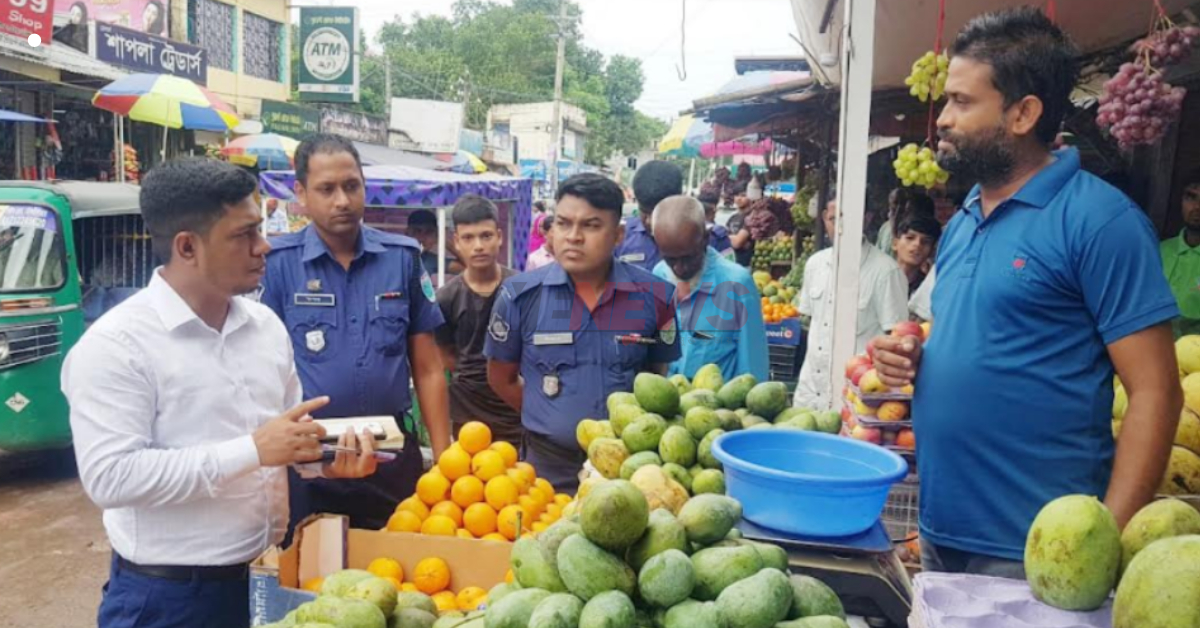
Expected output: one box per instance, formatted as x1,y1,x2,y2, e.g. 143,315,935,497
738,518,914,628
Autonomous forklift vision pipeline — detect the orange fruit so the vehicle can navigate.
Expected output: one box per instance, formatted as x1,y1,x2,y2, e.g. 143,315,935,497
396,496,430,521
506,468,532,493
416,473,451,506
456,586,488,611
518,495,543,520
554,494,572,507
498,504,530,540
456,529,475,539
532,521,549,534
485,475,519,511
489,441,519,468
383,576,402,590
504,569,515,584
482,532,509,542
432,590,458,612
438,446,472,481
420,514,458,536
471,450,507,482
463,502,498,537
545,503,564,520
431,501,464,527
367,557,404,582
533,478,554,498
302,576,324,592
386,510,423,533
400,582,420,593
451,475,485,508
412,557,451,594
527,486,550,509
458,421,493,454
428,465,445,479
514,462,537,486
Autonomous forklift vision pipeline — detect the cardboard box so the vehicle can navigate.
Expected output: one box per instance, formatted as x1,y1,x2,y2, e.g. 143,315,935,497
249,515,513,626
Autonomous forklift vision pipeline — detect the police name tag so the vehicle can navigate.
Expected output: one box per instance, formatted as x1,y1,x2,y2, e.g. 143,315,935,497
294,293,336,307
619,252,646,263
533,332,574,346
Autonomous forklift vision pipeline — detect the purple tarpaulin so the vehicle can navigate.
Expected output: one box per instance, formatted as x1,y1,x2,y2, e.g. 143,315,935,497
259,165,534,270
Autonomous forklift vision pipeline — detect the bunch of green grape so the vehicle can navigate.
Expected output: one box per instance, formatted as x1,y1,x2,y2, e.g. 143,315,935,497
893,143,949,189
904,50,949,102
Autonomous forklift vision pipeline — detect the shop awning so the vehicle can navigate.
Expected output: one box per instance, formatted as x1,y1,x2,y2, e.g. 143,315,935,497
352,142,448,170
0,33,126,81
0,109,52,123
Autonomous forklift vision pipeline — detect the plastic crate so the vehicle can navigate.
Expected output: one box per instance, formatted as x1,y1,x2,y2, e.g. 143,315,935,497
882,473,920,543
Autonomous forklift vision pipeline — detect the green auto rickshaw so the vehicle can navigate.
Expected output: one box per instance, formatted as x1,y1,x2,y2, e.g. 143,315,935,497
0,181,151,451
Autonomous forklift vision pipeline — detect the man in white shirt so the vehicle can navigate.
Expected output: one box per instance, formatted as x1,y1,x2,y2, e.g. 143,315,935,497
62,158,377,628
794,199,910,410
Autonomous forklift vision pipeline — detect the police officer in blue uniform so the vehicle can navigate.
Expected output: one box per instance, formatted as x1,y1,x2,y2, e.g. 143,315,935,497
261,134,453,533
486,173,681,492
614,160,684,272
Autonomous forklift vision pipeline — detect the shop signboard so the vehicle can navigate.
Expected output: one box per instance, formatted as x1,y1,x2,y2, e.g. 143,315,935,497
2,0,54,44
52,0,169,37
260,100,319,139
766,318,803,346
298,7,359,103
93,22,206,84
319,107,386,145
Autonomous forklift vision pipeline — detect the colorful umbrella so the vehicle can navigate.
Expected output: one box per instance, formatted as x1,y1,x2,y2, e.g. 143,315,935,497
221,133,300,170
441,149,488,174
659,115,712,158
92,73,239,132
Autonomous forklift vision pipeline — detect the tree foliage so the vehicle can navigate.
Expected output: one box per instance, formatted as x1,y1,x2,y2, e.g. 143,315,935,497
292,0,664,164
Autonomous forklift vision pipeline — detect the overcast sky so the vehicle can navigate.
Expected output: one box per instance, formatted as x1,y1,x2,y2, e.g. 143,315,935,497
344,0,801,121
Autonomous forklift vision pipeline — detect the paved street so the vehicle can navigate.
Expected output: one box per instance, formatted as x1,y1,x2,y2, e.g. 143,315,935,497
0,449,108,628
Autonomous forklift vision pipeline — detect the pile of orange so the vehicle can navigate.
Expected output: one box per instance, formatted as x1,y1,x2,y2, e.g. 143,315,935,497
305,557,489,612
385,422,574,541
761,297,799,324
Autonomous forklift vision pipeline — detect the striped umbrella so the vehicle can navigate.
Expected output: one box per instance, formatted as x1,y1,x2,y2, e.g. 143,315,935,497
221,133,300,170
659,115,712,158
92,73,239,132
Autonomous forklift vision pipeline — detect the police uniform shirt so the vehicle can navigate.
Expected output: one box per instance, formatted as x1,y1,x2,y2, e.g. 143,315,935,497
483,261,681,449
613,216,662,272
261,225,445,420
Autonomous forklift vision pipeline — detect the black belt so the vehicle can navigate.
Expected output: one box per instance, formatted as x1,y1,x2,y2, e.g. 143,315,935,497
116,554,249,581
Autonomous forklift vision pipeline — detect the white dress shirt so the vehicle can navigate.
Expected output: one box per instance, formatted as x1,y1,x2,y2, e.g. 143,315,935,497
909,265,936,321
63,271,300,566
794,239,909,411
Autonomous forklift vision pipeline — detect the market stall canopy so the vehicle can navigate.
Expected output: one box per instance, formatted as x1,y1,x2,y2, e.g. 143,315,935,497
701,137,775,159
0,109,53,123
353,142,448,170
221,133,299,170
439,150,488,174
92,73,239,131
0,33,128,81
659,115,713,157
790,0,1197,90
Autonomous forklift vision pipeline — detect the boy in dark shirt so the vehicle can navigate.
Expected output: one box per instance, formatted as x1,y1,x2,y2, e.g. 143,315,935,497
435,195,522,443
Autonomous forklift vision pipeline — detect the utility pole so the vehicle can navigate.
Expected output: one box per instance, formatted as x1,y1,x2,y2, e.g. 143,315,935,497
549,0,567,194
384,58,393,123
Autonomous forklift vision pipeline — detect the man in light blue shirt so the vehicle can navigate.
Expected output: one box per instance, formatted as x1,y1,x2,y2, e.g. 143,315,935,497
652,196,768,382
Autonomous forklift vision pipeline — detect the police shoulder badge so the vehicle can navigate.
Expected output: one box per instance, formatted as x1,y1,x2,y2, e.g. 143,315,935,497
489,312,510,343
659,318,677,346
420,273,436,302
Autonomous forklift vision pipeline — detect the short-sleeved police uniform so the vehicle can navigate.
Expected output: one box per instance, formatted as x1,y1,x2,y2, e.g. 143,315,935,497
614,216,662,272
261,225,445,532
484,261,680,491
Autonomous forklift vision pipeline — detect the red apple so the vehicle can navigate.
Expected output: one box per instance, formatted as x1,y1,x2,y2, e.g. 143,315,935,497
845,355,872,379
891,321,925,341
849,364,872,386
877,401,910,422
851,425,882,445
859,369,887,394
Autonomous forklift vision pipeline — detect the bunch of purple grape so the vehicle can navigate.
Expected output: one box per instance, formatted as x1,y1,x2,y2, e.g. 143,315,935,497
745,199,781,240
1097,62,1188,148
1132,25,1200,66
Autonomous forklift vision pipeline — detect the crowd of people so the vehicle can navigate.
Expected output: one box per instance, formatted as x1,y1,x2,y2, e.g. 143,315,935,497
58,7,1195,628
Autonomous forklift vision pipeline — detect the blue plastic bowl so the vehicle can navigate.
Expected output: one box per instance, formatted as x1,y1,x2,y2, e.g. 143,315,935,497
711,429,909,537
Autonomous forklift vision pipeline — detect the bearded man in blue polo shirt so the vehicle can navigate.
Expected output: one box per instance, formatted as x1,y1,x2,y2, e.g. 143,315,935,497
874,7,1182,578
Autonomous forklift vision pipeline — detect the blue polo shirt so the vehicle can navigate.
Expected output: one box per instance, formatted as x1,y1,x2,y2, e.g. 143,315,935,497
614,216,662,271
654,247,768,382
915,148,1178,560
484,260,680,448
261,225,445,419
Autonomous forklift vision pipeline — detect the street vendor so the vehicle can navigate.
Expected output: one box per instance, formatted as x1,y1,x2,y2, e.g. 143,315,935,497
652,195,768,382
874,8,1181,577
63,158,378,628
1160,179,1200,337
795,199,909,411
485,173,680,492
436,194,522,444
614,160,683,271
261,134,453,535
